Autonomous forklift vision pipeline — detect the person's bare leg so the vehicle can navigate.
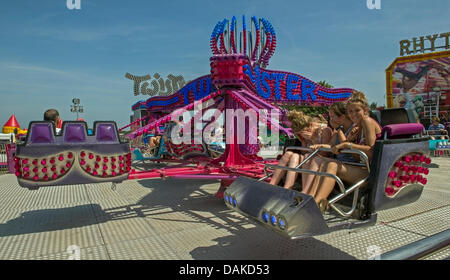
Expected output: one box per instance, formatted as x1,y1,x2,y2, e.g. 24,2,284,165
313,161,339,204
284,153,302,189
305,159,330,198
301,155,325,194
314,162,368,204
270,151,293,186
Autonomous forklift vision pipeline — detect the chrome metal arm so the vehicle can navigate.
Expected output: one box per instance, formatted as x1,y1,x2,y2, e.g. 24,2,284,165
264,164,347,193
261,146,371,218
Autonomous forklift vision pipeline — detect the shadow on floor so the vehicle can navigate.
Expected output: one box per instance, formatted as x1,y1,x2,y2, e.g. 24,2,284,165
0,177,357,259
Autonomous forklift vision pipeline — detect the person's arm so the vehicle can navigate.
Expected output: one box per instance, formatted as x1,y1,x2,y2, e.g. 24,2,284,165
332,118,377,159
337,128,347,143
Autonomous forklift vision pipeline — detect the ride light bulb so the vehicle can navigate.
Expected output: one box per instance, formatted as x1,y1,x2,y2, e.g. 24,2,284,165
400,176,409,183
42,167,47,173
68,153,73,159
66,163,71,168
388,171,397,179
58,155,64,161
393,180,402,188
41,159,46,165
80,160,86,166
32,159,38,165
89,153,94,159
386,187,396,195
80,151,86,158
22,159,28,164
52,174,58,179
50,158,55,164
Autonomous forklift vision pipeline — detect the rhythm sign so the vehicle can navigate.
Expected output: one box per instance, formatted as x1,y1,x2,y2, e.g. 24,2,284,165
399,32,450,56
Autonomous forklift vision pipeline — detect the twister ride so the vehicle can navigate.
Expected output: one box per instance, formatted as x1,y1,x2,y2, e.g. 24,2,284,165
13,16,431,239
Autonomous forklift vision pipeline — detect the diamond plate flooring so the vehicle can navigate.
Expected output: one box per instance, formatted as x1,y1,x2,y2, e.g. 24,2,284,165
0,157,448,260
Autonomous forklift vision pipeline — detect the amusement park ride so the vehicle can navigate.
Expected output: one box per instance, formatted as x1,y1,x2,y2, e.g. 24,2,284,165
13,16,431,239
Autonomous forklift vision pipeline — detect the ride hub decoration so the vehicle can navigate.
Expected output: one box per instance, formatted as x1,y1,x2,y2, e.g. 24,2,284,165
131,16,353,114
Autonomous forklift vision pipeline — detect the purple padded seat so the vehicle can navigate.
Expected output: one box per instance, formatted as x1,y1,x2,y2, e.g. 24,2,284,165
64,123,87,143
382,123,424,139
96,123,118,142
29,123,55,144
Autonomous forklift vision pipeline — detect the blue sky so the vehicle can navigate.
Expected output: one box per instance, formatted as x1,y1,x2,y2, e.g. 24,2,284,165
0,0,449,128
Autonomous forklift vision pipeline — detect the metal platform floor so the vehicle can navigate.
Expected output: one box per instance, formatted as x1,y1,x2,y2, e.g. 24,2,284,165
0,157,448,260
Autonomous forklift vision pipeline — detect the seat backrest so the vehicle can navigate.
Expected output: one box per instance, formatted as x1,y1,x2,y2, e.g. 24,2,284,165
94,121,119,143
26,122,56,145
380,108,416,127
369,110,381,125
61,121,88,143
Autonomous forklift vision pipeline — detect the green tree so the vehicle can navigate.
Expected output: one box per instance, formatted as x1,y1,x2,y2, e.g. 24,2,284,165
318,80,334,88
369,102,378,110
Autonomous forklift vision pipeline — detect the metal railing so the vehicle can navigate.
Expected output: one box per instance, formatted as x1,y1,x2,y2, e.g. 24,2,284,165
380,229,450,260
261,146,371,218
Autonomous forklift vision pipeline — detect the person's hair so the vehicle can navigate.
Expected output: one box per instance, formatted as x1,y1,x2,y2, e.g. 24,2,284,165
312,115,327,124
287,111,312,133
431,116,440,123
347,90,369,111
44,109,60,123
329,102,347,117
